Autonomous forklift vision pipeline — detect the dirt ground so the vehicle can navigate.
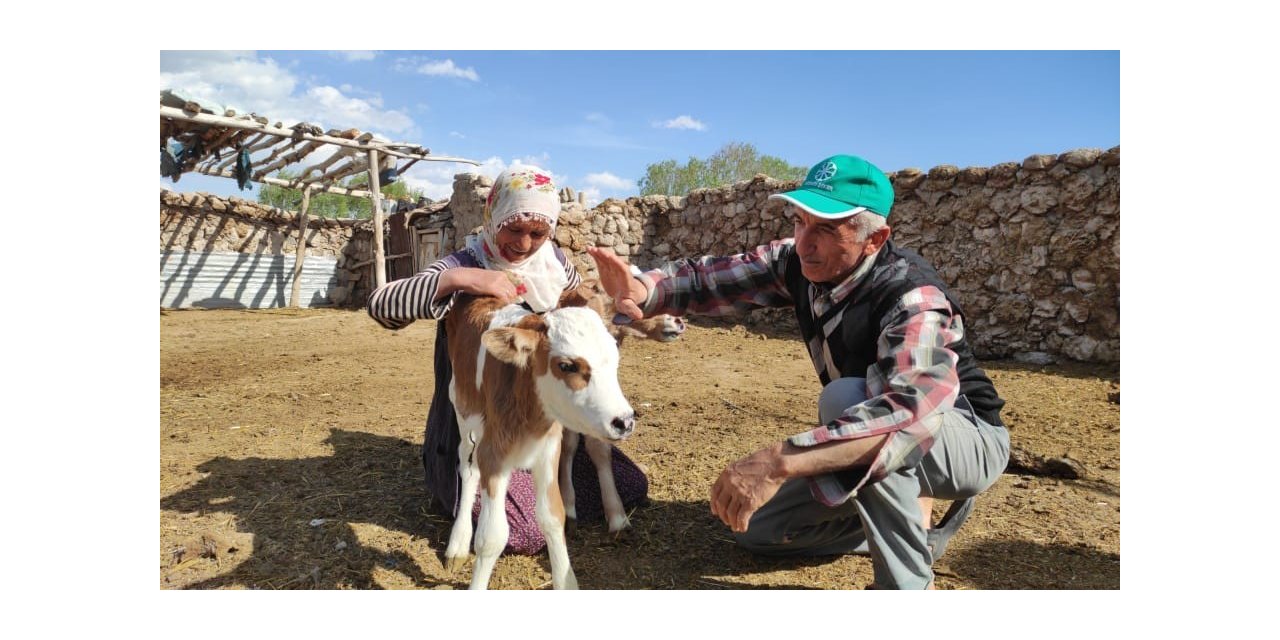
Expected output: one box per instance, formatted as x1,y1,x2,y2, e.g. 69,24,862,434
160,308,1119,590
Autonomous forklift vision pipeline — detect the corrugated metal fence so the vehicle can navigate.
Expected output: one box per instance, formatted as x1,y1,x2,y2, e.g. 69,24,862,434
160,251,341,309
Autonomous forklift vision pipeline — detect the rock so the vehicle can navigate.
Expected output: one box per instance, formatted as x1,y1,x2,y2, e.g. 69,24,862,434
893,167,925,190
1043,456,1086,479
1022,154,1057,170
1019,186,1059,214
1060,148,1101,168
958,166,988,184
986,162,1020,189
1064,301,1089,323
924,164,959,189
1013,351,1056,366
1071,268,1096,292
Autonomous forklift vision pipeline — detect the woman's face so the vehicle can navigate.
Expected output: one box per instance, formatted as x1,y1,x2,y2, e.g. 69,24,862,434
494,220,552,262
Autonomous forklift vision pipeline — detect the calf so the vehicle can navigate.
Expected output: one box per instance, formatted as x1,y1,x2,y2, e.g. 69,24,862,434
558,280,684,533
442,291,637,590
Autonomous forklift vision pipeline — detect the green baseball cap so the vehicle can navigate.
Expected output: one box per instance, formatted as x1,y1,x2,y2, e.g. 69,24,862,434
768,154,894,218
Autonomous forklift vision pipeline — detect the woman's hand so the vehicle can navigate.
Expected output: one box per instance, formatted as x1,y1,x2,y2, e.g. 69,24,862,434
438,268,523,304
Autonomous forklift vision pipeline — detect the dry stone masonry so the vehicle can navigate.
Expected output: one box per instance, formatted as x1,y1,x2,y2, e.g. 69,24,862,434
440,147,1118,363
159,190,377,305
160,146,1119,363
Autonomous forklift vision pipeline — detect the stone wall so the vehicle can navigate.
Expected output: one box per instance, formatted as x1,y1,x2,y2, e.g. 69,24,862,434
161,146,1119,362
159,191,377,305
446,146,1120,363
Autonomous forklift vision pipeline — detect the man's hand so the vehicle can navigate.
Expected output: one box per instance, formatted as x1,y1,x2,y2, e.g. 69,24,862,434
586,246,647,320
710,442,789,533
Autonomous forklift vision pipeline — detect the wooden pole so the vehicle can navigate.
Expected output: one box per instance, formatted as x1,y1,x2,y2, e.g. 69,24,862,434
194,166,379,198
289,185,313,308
369,149,387,288
161,106,480,165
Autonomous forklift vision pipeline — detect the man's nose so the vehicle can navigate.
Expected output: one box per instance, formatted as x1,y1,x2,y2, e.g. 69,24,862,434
794,227,814,253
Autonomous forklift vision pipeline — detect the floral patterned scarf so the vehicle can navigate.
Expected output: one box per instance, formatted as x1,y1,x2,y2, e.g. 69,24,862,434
465,165,568,312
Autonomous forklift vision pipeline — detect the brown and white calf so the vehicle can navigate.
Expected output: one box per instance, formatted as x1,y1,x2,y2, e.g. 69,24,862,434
558,280,684,533
442,291,638,589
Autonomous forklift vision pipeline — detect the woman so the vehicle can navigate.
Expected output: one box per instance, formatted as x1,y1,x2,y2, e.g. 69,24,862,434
367,166,648,554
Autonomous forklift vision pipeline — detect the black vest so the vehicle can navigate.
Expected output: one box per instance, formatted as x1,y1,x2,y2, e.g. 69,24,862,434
785,240,1005,427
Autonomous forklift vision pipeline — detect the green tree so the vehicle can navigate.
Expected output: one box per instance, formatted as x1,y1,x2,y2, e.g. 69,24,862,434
257,169,425,219
637,142,808,196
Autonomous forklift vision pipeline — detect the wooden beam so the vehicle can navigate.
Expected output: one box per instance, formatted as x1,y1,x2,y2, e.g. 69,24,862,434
289,186,313,309
305,156,370,186
253,139,324,180
198,128,247,168
348,252,411,270
212,132,270,172
298,146,360,181
369,148,386,288
246,133,286,154
194,166,378,198
161,106,479,165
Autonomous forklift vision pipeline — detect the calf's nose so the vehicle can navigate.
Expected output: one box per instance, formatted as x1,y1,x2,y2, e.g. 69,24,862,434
610,415,635,438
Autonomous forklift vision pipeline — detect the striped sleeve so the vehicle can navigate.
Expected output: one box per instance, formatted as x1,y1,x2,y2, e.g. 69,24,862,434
561,245,582,289
366,253,467,330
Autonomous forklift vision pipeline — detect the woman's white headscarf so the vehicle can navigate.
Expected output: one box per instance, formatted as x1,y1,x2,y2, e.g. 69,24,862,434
464,165,567,312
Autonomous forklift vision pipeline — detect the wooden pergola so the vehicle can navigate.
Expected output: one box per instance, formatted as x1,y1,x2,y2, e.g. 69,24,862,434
160,90,479,306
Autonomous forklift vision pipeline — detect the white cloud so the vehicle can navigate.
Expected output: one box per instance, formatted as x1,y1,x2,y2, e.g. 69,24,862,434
306,85,412,133
397,57,480,82
583,172,634,191
334,50,378,62
159,51,416,138
449,131,465,138
656,115,707,131
585,112,611,125
398,161,461,201
517,153,553,170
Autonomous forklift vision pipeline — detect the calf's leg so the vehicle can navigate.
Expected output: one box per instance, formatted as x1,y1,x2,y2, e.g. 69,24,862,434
469,470,511,590
444,412,483,571
533,433,578,589
585,435,630,532
558,428,581,532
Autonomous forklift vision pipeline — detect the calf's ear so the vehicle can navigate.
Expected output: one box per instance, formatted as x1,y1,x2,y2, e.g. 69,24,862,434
482,327,542,368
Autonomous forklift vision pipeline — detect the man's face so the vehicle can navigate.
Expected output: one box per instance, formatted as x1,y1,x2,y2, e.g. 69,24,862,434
789,207,872,284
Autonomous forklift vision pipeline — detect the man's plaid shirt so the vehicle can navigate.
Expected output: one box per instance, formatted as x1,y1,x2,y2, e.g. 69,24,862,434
638,239,965,505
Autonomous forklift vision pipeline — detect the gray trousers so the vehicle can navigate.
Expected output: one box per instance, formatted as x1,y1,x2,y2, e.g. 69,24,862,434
733,377,1010,589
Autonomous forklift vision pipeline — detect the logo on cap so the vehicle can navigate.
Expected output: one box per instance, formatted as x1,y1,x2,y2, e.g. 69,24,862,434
813,161,838,182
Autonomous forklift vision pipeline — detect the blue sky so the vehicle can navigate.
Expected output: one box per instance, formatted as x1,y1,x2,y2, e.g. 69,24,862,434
160,50,1118,205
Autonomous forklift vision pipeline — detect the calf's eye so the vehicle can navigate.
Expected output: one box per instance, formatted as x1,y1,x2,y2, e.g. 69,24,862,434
558,361,579,374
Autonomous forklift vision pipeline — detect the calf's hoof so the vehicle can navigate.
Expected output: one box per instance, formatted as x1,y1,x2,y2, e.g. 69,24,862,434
444,555,469,573
607,515,632,534
564,517,578,536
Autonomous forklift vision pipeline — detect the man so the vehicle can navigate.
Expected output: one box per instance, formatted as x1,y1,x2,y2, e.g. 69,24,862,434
588,154,1010,589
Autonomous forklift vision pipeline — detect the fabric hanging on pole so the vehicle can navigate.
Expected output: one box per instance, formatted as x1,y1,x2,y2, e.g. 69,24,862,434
161,148,180,181
235,147,252,191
